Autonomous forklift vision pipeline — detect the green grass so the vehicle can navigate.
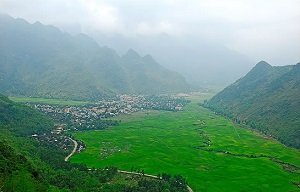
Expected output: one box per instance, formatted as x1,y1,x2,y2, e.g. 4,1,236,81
9,96,91,106
71,99,300,191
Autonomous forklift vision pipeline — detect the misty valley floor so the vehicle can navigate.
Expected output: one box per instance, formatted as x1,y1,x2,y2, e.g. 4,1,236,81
71,100,300,192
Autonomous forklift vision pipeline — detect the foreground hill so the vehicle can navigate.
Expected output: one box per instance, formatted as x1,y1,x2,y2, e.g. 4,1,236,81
205,61,300,148
0,14,189,100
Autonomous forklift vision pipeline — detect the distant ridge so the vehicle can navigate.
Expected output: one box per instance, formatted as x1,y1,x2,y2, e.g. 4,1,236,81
205,61,300,148
0,15,189,100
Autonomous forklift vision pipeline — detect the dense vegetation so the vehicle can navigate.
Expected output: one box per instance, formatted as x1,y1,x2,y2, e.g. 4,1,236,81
0,94,189,191
72,98,300,191
204,61,300,149
0,94,53,136
0,14,189,100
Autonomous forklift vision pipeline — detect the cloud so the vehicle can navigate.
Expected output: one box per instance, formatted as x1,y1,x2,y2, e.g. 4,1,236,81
136,21,180,36
79,0,123,33
0,0,124,33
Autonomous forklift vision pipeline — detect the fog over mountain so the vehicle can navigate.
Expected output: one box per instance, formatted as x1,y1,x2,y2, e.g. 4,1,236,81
0,15,189,100
91,33,253,86
1,0,299,88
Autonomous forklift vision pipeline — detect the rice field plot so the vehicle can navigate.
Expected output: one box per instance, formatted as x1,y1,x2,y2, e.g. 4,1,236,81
71,101,300,191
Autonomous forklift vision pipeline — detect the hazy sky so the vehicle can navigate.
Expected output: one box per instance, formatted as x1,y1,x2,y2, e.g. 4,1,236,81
0,0,299,66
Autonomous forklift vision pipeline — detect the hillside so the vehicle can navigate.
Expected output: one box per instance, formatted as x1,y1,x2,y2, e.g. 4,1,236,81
0,14,189,100
205,61,300,148
0,94,53,136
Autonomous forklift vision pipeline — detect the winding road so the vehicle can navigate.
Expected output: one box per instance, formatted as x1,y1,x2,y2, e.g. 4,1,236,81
64,138,78,162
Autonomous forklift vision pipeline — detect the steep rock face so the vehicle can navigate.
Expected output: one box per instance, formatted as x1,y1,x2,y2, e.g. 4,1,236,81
0,15,189,100
206,61,300,148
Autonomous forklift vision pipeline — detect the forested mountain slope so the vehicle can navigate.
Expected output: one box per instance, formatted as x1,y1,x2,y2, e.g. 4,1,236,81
0,94,53,135
205,61,300,148
0,14,189,100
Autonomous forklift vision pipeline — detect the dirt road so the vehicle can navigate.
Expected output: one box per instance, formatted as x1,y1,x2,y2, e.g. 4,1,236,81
64,138,78,162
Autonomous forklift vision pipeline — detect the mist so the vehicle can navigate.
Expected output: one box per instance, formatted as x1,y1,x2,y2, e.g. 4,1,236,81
0,0,299,86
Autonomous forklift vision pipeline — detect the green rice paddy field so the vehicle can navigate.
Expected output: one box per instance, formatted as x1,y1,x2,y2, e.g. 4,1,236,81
71,99,300,191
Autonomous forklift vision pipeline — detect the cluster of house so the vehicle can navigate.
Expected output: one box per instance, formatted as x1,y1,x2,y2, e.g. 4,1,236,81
30,95,189,154
32,127,73,151
31,95,188,128
32,124,86,153
136,95,187,111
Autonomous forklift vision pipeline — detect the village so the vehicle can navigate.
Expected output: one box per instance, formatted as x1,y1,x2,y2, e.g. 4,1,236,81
29,95,189,155
31,95,188,130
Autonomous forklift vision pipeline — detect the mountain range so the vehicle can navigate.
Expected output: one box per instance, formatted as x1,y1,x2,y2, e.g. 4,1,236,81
205,61,300,148
91,30,253,88
0,14,189,100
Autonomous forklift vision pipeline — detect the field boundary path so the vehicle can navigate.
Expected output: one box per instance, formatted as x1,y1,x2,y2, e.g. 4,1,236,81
64,138,78,162
118,170,194,192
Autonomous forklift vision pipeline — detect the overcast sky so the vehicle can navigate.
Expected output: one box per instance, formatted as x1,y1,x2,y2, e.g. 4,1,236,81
0,0,299,66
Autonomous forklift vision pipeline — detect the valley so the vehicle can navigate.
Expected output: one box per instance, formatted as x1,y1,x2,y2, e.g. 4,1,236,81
0,6,299,191
1,91,300,191
69,96,300,192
